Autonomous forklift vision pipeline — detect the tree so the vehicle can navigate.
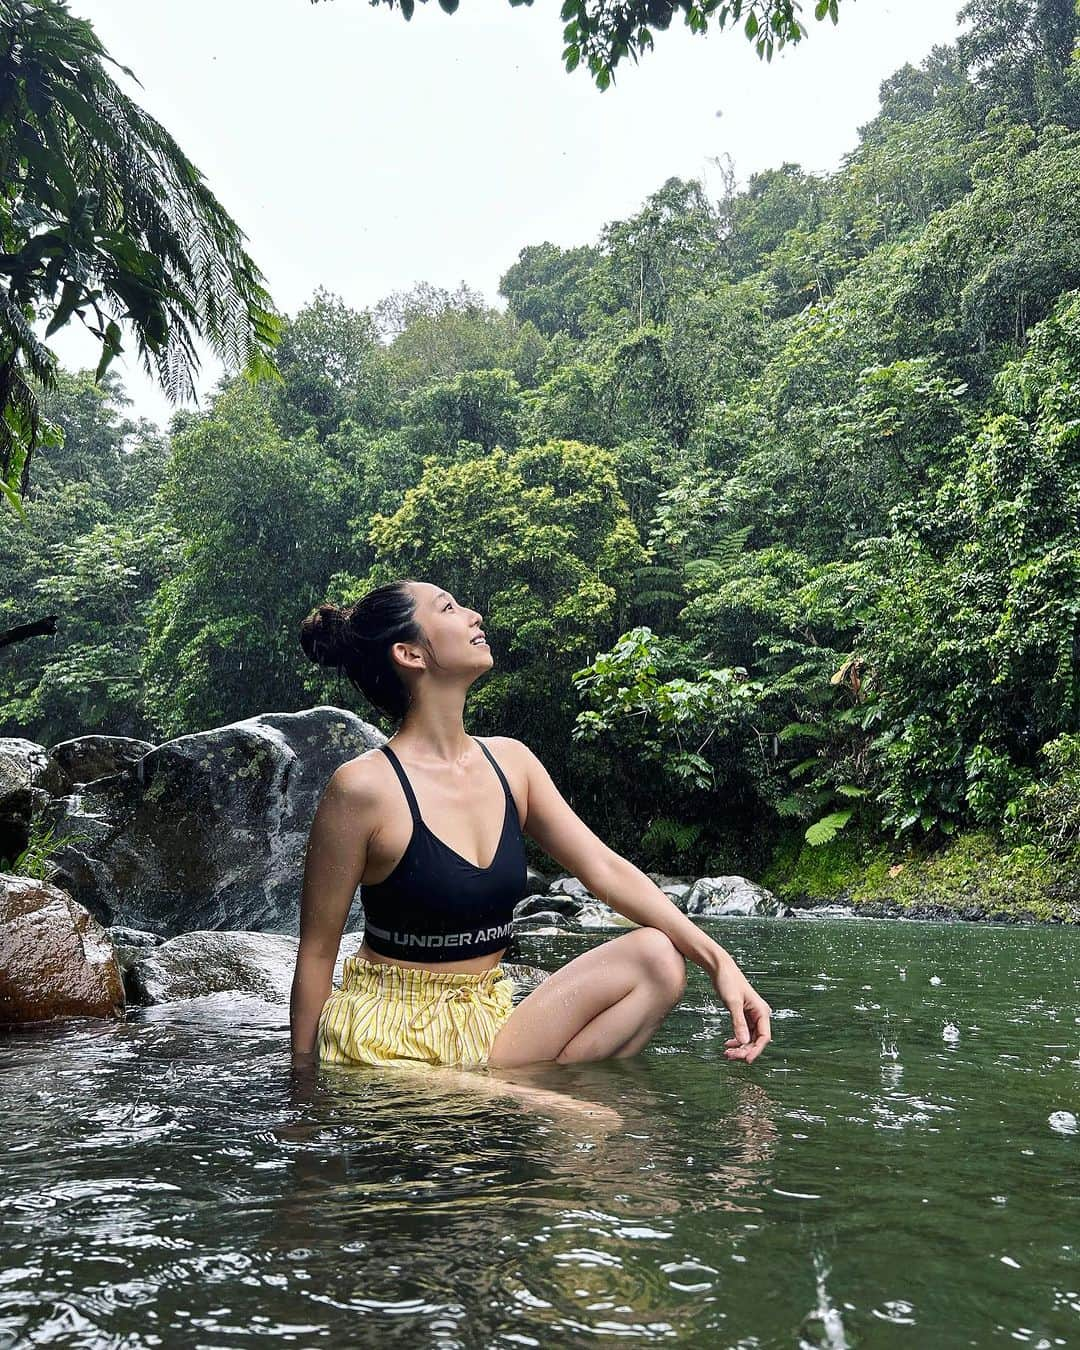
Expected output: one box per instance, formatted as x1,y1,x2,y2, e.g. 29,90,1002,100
594,177,725,328
500,243,602,339
853,290,1080,840
0,0,282,515
312,0,847,89
721,163,825,281
957,0,1080,129
336,440,649,778
373,280,488,340
383,298,529,394
270,288,392,439
401,368,523,458
143,381,356,737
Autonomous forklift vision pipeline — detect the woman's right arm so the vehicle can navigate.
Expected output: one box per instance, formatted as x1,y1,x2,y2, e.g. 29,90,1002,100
290,760,377,1060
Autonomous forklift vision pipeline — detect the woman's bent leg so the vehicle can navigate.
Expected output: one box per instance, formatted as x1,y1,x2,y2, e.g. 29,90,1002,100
487,926,687,1068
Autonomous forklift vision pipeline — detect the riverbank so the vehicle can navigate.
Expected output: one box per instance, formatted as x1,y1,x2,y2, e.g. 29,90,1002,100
761,829,1080,925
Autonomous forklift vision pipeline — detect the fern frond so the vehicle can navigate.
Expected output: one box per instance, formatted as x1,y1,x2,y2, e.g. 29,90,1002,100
805,809,854,846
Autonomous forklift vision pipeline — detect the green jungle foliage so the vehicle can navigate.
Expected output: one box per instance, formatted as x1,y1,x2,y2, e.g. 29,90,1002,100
0,0,281,516
3,2,1078,900
318,0,849,88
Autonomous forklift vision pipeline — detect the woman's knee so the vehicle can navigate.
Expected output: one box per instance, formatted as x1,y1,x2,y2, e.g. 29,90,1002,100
625,926,687,1002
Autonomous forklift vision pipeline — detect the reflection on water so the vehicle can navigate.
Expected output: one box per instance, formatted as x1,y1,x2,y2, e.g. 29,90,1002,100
0,917,1077,1347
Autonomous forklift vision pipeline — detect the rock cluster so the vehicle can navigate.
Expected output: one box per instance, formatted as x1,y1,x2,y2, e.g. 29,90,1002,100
1,707,381,935
0,710,790,1025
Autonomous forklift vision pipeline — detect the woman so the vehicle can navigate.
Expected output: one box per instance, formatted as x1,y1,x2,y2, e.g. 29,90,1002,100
291,578,772,1071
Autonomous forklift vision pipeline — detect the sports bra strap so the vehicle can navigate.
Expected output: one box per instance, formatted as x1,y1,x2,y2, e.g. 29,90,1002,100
474,738,514,804
380,738,512,821
379,743,422,823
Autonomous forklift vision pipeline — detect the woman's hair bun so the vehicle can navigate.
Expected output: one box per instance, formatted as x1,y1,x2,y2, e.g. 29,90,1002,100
298,578,421,723
299,602,353,669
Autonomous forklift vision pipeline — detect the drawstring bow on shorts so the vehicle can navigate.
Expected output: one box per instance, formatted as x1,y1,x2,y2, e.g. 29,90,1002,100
407,984,491,1065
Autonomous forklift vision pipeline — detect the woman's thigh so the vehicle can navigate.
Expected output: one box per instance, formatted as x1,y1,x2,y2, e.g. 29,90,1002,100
488,926,686,1068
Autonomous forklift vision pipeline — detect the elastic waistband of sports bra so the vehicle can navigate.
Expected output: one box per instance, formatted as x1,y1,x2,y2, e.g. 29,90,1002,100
341,953,509,992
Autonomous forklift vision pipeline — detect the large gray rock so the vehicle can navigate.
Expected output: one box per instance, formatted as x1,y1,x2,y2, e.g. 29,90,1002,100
685,875,792,918
108,925,166,982
511,908,579,934
523,866,552,898
107,925,165,950
0,738,52,865
42,706,383,936
128,932,549,1009
42,735,156,796
501,962,551,1002
128,929,367,1005
541,872,653,929
574,898,638,929
541,874,637,929
547,874,594,901
646,873,696,908
514,891,583,921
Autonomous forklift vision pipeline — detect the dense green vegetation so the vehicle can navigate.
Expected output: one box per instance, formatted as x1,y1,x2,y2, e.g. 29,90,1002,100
3,3,1078,916
0,0,281,518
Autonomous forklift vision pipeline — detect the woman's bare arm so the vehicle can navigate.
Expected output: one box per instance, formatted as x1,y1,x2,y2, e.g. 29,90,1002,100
504,736,772,1061
506,737,731,972
290,760,375,1058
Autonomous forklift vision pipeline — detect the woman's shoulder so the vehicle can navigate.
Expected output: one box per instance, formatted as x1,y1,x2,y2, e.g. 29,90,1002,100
330,746,392,800
475,735,542,783
475,733,529,759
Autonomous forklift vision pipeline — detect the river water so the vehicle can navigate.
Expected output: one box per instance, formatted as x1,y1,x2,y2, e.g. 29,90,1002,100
1,916,1077,1348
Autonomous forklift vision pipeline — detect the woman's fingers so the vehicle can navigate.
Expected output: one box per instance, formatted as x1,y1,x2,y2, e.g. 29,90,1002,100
722,996,773,1063
710,967,774,1064
726,1000,751,1045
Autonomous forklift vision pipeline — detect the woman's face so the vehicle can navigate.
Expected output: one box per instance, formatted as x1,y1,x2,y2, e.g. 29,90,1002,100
414,581,491,669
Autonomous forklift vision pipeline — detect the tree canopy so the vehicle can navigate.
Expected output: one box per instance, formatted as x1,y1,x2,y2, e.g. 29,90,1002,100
312,0,846,88
0,0,282,518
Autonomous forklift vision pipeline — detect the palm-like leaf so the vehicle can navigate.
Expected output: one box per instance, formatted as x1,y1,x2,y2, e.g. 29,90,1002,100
0,0,283,505
682,524,753,585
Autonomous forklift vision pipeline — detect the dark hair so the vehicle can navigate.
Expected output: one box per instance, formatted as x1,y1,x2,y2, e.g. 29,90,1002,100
299,579,437,722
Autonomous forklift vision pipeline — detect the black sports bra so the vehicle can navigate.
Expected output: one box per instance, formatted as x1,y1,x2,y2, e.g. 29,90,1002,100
359,737,529,961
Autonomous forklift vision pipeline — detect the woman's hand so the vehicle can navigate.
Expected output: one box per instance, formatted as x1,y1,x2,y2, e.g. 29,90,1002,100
710,951,772,1064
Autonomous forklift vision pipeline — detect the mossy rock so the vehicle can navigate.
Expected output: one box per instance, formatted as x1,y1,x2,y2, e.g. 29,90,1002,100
763,826,1080,924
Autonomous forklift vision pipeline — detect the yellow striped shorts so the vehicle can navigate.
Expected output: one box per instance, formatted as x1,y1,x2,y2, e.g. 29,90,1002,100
317,954,518,1068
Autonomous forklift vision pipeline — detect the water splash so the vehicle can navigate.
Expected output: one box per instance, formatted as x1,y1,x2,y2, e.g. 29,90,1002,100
797,1251,850,1349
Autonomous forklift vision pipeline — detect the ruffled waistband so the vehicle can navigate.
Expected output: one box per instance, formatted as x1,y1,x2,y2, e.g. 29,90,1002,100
340,953,510,995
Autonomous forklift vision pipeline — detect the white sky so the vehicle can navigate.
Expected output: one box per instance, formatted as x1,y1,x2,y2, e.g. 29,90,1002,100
51,0,966,429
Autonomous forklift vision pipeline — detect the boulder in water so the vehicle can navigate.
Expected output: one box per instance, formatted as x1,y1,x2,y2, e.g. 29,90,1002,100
127,929,366,1005
684,876,792,918
511,908,579,934
574,898,639,929
0,738,52,865
42,706,384,936
547,874,594,901
514,892,583,921
107,925,166,982
645,873,696,907
42,734,156,796
0,872,125,1025
501,961,551,1002
107,925,165,949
